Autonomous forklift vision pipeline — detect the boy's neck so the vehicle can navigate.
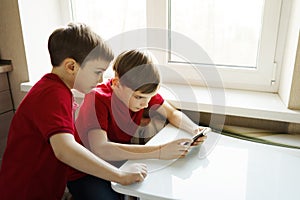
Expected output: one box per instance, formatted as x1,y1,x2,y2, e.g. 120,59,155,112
51,67,73,90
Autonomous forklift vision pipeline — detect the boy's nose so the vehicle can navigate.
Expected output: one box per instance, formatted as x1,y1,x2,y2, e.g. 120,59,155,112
140,100,149,108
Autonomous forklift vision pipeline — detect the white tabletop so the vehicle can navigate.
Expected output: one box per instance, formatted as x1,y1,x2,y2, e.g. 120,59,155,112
111,124,300,200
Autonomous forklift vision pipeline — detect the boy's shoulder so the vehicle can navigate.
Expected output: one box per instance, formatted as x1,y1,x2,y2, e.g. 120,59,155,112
30,73,72,96
96,81,112,96
86,81,112,103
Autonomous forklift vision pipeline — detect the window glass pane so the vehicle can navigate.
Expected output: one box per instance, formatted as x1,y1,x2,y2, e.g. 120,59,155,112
169,0,264,68
71,0,146,40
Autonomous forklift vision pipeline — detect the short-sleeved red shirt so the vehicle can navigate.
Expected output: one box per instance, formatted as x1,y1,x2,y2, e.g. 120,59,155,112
0,73,76,200
68,80,164,181
75,80,164,146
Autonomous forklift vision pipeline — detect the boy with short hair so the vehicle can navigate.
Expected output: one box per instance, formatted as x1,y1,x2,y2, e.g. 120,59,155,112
0,23,147,200
67,49,207,199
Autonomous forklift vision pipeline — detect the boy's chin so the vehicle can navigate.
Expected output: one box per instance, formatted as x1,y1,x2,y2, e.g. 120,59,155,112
74,88,92,95
130,107,142,112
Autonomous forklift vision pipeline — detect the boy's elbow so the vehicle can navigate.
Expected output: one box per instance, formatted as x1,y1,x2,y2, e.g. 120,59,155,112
53,149,64,161
49,133,75,162
52,143,70,162
91,147,109,160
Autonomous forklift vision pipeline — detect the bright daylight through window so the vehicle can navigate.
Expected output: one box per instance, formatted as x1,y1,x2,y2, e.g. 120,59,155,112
70,0,146,40
169,0,263,69
71,0,285,92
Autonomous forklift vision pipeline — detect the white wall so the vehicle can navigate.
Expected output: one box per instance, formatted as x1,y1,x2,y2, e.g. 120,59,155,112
279,0,300,109
18,0,71,82
0,0,29,108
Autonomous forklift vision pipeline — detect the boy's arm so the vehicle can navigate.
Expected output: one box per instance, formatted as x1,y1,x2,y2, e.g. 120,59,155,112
157,101,208,139
88,129,191,160
49,133,146,185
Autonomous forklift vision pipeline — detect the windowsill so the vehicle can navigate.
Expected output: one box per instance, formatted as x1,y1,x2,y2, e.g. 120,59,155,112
158,83,300,124
21,82,300,123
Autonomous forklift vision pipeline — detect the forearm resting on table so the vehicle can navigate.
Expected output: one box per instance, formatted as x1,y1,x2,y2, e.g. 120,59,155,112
88,129,160,161
91,141,160,161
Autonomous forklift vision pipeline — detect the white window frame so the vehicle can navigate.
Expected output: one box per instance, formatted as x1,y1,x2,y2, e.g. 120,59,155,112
24,0,289,92
146,0,289,93
19,0,300,122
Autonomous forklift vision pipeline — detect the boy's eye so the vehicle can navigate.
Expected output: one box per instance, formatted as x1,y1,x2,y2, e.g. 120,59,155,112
134,95,143,99
95,71,103,75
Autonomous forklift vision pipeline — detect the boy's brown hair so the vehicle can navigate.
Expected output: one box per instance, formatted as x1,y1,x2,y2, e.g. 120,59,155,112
112,49,160,94
48,23,114,67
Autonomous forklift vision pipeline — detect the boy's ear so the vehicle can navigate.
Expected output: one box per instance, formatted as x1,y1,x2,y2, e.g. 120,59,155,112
63,58,79,75
112,76,120,87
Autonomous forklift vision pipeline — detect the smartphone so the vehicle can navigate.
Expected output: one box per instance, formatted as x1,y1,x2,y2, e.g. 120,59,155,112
192,127,211,144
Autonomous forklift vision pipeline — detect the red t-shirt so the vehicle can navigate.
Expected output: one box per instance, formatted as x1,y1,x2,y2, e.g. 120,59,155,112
0,73,76,200
76,80,164,146
68,80,164,181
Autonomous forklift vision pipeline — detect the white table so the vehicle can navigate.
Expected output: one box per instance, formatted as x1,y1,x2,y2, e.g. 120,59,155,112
112,124,300,200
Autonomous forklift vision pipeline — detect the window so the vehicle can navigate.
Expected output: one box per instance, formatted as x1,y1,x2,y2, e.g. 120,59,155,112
18,0,299,123
146,0,286,92
169,0,264,69
70,0,146,40
72,0,287,92
70,0,147,77
23,0,287,92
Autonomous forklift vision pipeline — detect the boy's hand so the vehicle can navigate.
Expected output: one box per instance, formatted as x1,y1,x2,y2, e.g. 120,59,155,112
191,127,210,146
159,138,192,160
118,163,148,185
